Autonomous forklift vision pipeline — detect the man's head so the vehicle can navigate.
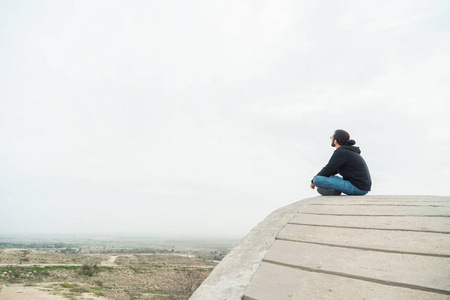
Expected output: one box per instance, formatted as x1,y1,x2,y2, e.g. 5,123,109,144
331,129,356,147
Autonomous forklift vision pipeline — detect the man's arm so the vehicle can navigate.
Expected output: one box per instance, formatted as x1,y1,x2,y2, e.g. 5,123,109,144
310,150,343,189
315,151,343,177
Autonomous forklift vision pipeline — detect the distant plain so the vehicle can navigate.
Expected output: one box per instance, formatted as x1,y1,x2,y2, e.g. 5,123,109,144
0,234,238,299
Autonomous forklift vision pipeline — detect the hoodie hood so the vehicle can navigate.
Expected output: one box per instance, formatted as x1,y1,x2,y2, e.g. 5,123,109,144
339,144,361,154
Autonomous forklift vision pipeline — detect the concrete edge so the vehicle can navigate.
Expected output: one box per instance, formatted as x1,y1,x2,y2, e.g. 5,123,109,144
190,196,322,300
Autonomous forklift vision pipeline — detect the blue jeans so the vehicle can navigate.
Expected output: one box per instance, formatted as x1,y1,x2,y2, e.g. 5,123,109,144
313,175,368,196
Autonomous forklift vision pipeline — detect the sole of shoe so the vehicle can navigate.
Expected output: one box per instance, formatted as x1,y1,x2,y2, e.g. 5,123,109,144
317,187,342,196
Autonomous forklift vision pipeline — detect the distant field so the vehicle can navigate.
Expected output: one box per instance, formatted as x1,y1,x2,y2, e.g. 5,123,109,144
0,249,109,265
0,234,239,251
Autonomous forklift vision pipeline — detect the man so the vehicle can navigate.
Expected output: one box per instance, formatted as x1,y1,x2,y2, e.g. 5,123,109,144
310,129,371,196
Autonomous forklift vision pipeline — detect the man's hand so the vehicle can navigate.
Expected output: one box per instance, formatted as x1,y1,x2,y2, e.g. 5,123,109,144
310,182,315,189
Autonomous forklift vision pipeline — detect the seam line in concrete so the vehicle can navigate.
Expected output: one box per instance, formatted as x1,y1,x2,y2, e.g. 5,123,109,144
262,259,450,296
276,238,450,258
287,222,450,234
302,213,450,217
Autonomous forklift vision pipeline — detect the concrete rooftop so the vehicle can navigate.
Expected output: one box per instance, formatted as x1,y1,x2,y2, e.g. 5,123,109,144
190,195,450,300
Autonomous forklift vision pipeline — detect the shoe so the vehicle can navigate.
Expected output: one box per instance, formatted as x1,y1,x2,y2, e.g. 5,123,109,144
317,187,342,196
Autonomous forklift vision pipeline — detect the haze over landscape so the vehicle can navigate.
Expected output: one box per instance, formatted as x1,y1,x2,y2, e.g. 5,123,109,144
1,0,449,238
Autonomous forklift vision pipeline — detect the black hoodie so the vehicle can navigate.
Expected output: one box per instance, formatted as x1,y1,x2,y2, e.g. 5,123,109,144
314,145,372,191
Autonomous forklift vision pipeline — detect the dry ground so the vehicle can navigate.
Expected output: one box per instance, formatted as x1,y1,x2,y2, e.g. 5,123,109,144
0,283,105,300
0,249,218,300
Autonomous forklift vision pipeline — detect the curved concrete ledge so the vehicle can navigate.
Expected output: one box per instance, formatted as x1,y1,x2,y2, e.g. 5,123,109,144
191,195,450,300
190,197,321,300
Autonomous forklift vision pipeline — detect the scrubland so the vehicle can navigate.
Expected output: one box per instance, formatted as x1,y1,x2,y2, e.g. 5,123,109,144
0,237,235,299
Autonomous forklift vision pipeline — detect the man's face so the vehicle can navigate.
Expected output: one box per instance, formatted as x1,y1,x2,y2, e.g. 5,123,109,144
331,133,336,147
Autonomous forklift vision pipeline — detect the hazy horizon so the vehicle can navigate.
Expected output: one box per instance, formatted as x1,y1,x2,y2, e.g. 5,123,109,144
0,232,242,240
2,0,449,238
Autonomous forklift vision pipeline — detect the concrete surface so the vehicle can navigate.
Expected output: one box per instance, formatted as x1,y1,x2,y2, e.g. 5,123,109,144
189,197,319,300
190,195,450,300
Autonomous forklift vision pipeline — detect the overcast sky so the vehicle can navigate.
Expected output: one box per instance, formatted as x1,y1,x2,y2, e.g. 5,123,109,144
1,0,449,239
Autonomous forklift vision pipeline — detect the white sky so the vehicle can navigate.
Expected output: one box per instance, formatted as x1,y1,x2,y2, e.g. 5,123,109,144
1,0,449,238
